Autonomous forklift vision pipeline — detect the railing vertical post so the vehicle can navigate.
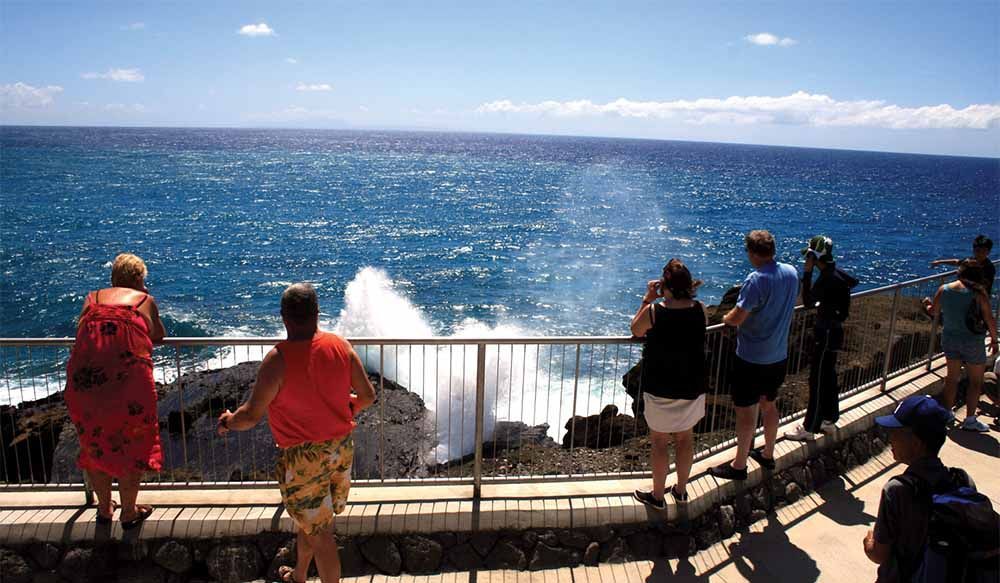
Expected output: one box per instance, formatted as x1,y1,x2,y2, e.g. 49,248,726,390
378,345,386,482
925,279,942,371
174,347,189,467
880,288,902,391
567,344,582,452
472,343,487,500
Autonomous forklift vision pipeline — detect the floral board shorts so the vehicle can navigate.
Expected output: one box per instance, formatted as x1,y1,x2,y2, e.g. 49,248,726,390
275,434,354,535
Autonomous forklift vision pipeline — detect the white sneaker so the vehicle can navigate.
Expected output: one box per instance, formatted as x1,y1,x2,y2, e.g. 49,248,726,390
820,421,837,433
784,425,817,441
960,416,989,433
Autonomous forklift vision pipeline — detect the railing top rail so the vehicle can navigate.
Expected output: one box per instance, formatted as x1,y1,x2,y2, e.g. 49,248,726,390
0,263,989,347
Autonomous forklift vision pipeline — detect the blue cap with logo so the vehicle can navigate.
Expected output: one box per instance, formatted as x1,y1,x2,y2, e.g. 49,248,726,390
875,395,951,436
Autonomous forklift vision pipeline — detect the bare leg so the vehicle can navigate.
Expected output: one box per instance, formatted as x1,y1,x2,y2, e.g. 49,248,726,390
673,429,694,495
292,528,316,582
732,404,759,470
305,528,341,583
759,397,779,459
966,363,986,419
942,359,963,409
649,431,670,501
87,470,115,519
117,472,146,522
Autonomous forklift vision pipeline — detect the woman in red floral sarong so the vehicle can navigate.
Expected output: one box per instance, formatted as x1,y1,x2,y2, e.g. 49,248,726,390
65,253,166,529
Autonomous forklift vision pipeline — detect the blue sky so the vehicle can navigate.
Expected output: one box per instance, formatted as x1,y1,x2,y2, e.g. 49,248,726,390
2,1,998,156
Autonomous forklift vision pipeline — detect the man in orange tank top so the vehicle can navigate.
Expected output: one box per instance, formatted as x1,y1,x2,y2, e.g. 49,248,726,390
217,283,376,583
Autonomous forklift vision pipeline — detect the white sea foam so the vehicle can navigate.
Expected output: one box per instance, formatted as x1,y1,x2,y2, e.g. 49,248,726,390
329,267,631,461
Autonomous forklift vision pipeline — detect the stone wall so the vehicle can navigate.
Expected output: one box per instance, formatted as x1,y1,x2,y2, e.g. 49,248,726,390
0,425,889,582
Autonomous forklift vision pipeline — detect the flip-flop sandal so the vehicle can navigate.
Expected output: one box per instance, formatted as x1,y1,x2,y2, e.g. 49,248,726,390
277,565,305,583
95,500,120,526
121,505,154,531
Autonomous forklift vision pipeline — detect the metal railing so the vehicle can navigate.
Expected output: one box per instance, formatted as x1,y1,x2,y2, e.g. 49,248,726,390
1,263,997,493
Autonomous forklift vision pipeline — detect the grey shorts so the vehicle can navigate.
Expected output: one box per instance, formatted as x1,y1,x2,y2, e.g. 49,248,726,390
942,334,987,365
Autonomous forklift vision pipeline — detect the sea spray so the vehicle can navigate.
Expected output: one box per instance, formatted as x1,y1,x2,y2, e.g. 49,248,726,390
330,267,633,462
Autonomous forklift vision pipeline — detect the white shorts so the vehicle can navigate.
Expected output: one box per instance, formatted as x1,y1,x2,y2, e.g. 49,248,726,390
643,393,705,434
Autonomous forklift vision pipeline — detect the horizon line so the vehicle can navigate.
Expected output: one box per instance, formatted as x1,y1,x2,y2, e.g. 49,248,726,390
2,123,998,161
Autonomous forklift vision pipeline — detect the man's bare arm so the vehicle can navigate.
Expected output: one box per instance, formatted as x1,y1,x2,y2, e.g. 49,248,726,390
723,306,750,327
349,349,377,414
930,258,960,267
218,348,284,433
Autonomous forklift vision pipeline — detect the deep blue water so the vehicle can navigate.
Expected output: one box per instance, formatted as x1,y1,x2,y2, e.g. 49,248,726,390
2,126,998,339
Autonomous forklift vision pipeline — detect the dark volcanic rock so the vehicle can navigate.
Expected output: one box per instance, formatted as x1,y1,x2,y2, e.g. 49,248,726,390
153,541,192,574
483,422,557,457
1,547,33,583
599,537,628,563
400,535,442,575
116,563,167,583
557,529,591,550
529,542,581,571
484,539,527,570
52,363,435,482
470,532,498,557
718,505,736,538
57,547,114,583
625,531,659,560
29,542,62,571
205,542,262,583
360,537,401,576
562,405,648,449
446,542,482,570
583,542,601,566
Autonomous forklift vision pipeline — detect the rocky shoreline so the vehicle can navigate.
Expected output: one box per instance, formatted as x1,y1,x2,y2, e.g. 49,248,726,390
1,293,935,485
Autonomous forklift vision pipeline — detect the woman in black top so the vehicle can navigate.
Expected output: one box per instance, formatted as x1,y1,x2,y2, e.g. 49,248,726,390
629,259,707,510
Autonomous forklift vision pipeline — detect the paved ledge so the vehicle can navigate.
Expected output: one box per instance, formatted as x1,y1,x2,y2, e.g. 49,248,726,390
131,423,992,582
0,357,951,545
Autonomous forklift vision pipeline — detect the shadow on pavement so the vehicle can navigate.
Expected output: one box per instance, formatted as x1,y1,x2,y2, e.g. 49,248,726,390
815,477,877,526
948,428,1000,458
645,557,711,582
728,515,820,583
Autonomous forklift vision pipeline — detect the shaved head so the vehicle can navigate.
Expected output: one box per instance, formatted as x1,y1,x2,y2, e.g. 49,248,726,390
281,283,319,326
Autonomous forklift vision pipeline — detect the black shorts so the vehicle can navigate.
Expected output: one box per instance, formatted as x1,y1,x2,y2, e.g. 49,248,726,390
730,356,787,407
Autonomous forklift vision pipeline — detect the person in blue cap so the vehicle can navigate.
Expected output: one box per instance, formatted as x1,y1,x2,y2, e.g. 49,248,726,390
864,395,965,582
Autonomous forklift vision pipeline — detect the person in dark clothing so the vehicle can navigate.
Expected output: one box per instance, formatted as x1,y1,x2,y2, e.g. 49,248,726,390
864,395,960,582
629,259,707,509
785,236,859,441
930,234,995,295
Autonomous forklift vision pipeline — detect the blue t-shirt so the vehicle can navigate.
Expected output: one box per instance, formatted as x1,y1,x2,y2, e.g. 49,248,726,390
736,260,800,364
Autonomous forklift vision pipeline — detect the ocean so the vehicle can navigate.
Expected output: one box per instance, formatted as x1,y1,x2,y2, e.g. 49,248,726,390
2,126,996,341
2,126,998,459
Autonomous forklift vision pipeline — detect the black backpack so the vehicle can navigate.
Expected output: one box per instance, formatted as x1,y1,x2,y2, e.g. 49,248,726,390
896,468,1000,583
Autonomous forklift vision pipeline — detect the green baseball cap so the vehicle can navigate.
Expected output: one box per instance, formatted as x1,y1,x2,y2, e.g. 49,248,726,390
801,235,834,262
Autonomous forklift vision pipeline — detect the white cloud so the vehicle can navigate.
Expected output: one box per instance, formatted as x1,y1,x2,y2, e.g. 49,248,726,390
358,105,369,112
121,22,145,31
296,83,332,92
81,68,144,82
285,57,299,64
0,82,64,109
475,91,1000,130
104,103,147,113
745,33,797,47
238,23,275,37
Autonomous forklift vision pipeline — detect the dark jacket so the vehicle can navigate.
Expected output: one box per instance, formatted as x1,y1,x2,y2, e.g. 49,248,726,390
801,263,859,324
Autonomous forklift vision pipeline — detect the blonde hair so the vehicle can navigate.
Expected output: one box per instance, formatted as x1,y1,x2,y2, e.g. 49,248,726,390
110,253,148,288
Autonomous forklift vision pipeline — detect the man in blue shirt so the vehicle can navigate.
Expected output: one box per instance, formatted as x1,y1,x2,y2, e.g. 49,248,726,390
710,230,799,480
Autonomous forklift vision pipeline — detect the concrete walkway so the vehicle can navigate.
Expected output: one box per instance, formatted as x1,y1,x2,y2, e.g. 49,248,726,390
331,424,999,583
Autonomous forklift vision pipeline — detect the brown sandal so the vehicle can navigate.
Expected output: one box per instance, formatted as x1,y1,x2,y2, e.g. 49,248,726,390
121,505,154,530
278,565,305,583
95,500,120,525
